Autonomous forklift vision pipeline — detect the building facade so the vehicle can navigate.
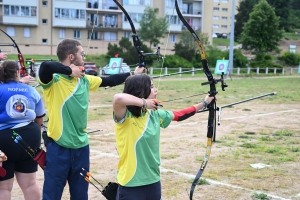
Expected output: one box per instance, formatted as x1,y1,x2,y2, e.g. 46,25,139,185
0,0,237,56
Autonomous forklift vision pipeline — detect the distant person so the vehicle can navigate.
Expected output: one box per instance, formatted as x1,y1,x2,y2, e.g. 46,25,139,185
0,52,7,60
20,75,35,84
0,53,34,85
0,60,45,200
113,74,215,200
38,38,146,200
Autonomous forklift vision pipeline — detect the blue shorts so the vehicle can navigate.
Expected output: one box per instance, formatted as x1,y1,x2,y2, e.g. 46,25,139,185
42,142,89,200
116,181,161,200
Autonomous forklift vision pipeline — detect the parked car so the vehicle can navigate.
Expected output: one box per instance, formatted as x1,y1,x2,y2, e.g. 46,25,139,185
101,63,130,75
83,62,98,76
215,33,228,39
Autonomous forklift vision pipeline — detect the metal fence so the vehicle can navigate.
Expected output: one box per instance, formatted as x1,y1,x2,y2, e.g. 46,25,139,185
146,67,300,76
98,66,300,77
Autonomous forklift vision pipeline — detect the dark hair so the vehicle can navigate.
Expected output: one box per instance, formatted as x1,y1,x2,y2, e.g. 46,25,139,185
0,60,19,83
123,74,152,117
56,39,81,62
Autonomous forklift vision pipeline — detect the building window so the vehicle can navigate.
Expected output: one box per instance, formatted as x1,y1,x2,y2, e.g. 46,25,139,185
42,39,47,44
124,32,131,39
213,16,219,20
3,5,37,16
88,31,101,40
166,0,175,7
213,24,219,28
59,29,65,39
213,7,220,11
42,1,48,6
104,14,117,27
170,34,176,43
88,14,99,26
222,8,228,12
124,13,142,22
24,28,30,37
6,27,15,36
104,32,117,41
55,8,85,19
221,25,228,29
167,15,179,24
214,0,220,2
222,16,228,20
42,19,47,24
222,0,228,3
74,30,81,39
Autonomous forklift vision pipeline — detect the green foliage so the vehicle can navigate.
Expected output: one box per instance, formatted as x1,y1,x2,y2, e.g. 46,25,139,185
223,49,248,68
278,51,300,66
240,143,257,148
107,37,154,66
163,54,193,68
283,31,300,40
250,59,284,69
234,0,260,41
179,30,210,48
174,30,209,61
195,46,226,68
173,42,195,61
138,6,168,48
266,0,293,31
85,54,109,68
240,0,283,53
252,192,271,200
212,38,239,46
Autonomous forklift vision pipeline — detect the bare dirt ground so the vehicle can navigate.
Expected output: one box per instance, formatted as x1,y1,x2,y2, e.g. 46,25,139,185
10,78,300,200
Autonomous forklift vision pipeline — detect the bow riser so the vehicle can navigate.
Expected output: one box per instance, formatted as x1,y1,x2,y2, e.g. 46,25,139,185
0,29,27,76
174,0,227,199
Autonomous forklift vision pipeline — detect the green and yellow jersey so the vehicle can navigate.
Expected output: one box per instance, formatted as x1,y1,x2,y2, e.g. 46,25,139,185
114,109,173,186
39,74,101,148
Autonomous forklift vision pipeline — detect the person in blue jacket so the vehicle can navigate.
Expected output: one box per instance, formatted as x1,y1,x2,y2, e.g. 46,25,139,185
0,60,45,200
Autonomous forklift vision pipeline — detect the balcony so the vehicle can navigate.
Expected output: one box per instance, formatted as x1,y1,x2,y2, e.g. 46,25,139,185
182,25,201,31
87,13,121,29
182,9,202,15
87,1,118,10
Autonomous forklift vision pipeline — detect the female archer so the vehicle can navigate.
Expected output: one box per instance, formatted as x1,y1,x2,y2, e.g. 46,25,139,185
113,74,215,200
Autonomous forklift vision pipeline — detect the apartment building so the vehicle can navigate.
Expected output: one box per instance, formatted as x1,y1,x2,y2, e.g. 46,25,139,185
0,0,237,56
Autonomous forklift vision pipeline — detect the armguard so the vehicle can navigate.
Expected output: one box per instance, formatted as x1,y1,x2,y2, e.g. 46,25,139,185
172,106,196,121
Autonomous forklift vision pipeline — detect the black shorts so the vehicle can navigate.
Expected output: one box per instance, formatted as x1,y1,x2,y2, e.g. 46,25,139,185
0,122,41,181
116,181,161,200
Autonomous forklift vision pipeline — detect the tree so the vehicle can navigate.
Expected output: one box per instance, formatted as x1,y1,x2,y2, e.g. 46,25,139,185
266,0,293,31
107,37,154,65
234,0,260,41
174,30,209,61
240,0,283,54
138,6,168,48
290,0,300,29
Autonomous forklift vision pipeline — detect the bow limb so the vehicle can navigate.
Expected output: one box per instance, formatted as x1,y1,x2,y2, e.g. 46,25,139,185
113,0,147,69
175,1,227,199
0,29,27,76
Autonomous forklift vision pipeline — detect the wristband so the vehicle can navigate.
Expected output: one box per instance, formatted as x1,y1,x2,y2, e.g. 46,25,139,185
201,100,208,110
141,98,147,112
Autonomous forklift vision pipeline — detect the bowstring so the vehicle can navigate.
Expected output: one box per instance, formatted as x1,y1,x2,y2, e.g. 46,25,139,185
155,5,175,96
86,9,99,56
